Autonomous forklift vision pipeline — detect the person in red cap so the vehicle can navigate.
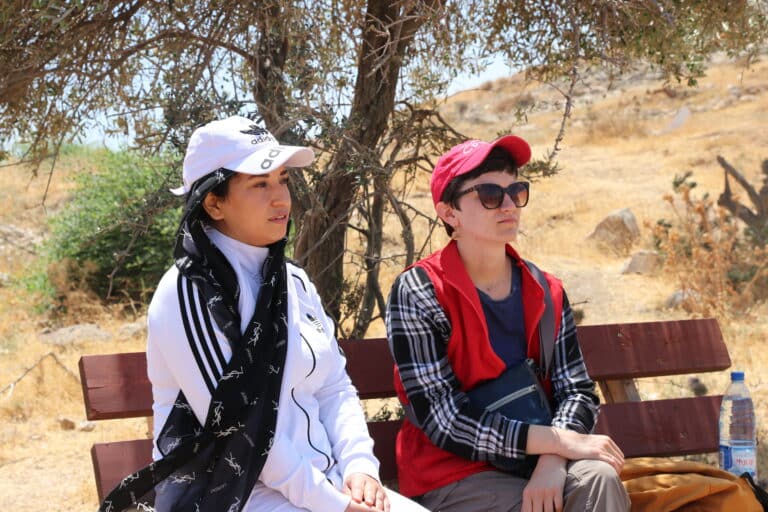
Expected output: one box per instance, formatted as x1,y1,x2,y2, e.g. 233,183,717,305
385,135,630,511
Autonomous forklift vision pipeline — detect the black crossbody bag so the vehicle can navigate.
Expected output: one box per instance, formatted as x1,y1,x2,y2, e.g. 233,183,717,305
466,358,552,477
465,261,555,477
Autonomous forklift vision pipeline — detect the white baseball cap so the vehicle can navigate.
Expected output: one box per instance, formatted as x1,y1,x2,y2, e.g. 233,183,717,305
171,115,315,195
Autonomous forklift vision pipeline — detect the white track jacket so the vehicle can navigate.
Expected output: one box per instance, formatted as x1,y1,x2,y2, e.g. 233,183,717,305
146,230,379,512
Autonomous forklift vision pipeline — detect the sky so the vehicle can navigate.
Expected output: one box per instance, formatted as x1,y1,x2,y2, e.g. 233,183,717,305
82,56,515,150
446,58,515,96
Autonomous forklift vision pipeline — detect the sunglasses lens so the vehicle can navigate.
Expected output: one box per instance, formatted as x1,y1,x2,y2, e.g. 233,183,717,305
476,184,505,209
512,182,529,207
475,183,529,208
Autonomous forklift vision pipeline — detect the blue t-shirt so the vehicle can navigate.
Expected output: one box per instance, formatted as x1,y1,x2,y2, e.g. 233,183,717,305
477,264,527,368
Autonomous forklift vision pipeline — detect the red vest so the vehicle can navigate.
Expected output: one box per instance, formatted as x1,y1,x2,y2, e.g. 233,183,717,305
393,241,564,497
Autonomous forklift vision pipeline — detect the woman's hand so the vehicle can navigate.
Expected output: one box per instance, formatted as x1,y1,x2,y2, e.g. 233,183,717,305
527,426,625,475
521,454,567,512
556,430,624,474
343,472,390,512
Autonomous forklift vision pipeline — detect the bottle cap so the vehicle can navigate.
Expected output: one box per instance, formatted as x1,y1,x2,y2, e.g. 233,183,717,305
731,371,745,381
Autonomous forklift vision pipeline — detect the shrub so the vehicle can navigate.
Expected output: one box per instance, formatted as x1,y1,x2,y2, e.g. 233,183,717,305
652,171,768,316
46,149,182,308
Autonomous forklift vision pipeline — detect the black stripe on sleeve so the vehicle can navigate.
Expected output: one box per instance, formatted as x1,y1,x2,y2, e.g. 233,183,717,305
177,275,216,394
186,278,221,383
197,285,227,373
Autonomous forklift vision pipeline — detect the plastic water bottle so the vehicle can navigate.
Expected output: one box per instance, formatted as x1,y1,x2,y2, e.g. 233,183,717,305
719,371,757,478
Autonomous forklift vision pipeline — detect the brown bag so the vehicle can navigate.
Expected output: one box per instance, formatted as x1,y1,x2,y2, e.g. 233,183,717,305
620,458,764,512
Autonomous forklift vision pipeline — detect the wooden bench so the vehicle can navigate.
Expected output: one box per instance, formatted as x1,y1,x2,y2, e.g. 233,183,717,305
79,318,730,502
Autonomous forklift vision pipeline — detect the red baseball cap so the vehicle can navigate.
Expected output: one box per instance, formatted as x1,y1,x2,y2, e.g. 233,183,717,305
430,135,531,205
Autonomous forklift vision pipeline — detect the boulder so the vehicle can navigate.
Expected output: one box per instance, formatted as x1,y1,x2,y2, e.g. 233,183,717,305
586,208,640,256
117,321,147,340
39,323,112,346
621,250,662,275
665,289,700,311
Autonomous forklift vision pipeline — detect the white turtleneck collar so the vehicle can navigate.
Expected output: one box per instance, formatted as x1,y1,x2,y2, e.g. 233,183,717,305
206,227,270,277
205,227,271,334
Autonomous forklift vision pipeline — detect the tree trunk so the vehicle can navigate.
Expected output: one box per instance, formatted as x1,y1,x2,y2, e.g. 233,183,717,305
292,0,436,323
252,3,289,133
351,172,387,338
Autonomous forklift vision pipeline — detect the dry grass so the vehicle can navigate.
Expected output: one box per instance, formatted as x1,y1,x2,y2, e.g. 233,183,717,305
2,56,768,509
0,160,149,509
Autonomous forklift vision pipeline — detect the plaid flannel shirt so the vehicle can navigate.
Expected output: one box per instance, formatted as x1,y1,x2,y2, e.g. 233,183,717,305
386,265,600,463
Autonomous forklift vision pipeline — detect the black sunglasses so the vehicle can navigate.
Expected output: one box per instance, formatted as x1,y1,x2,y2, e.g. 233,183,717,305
454,181,530,209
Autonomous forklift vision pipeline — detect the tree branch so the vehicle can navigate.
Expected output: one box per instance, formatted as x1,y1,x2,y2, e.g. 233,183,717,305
546,4,581,165
717,155,762,210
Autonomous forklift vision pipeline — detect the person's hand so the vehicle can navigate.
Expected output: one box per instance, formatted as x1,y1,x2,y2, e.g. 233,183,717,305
345,501,379,512
521,454,567,512
343,472,389,511
553,429,624,474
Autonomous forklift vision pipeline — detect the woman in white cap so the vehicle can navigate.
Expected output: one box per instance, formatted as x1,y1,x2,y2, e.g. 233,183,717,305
99,116,427,512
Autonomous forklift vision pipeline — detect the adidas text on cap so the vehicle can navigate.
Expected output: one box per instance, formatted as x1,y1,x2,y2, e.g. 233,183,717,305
172,115,315,195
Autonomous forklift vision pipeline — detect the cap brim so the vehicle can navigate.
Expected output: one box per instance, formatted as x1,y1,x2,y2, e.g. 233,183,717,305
490,135,532,168
226,144,315,177
169,144,315,196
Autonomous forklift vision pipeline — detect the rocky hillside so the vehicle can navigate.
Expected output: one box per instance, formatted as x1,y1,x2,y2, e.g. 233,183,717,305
1,54,767,510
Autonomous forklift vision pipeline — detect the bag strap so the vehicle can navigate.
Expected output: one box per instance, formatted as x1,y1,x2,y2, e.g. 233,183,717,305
741,472,768,511
522,260,555,378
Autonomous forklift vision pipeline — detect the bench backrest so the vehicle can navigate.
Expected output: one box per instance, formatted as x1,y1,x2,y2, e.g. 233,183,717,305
79,318,729,501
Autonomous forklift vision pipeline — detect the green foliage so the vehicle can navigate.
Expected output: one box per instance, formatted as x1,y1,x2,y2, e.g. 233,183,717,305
746,221,768,248
653,218,674,251
523,158,562,179
673,170,697,191
3,2,766,171
46,149,181,303
19,263,57,314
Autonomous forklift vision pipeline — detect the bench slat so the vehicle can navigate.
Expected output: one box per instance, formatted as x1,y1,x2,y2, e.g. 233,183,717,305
79,319,730,418
92,439,153,502
92,395,723,502
90,425,402,502
578,318,730,380
368,420,401,482
339,338,394,399
78,339,396,421
596,395,722,458
79,352,152,420
91,396,722,500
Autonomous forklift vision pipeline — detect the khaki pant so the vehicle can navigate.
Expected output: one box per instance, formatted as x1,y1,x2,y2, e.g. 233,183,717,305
417,460,630,512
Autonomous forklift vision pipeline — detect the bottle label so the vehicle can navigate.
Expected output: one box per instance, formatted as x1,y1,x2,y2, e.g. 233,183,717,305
720,445,757,477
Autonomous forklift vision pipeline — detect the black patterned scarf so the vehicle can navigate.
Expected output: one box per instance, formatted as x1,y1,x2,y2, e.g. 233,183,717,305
99,169,288,512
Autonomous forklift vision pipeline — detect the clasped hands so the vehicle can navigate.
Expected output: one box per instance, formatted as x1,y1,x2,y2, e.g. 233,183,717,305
343,472,390,512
